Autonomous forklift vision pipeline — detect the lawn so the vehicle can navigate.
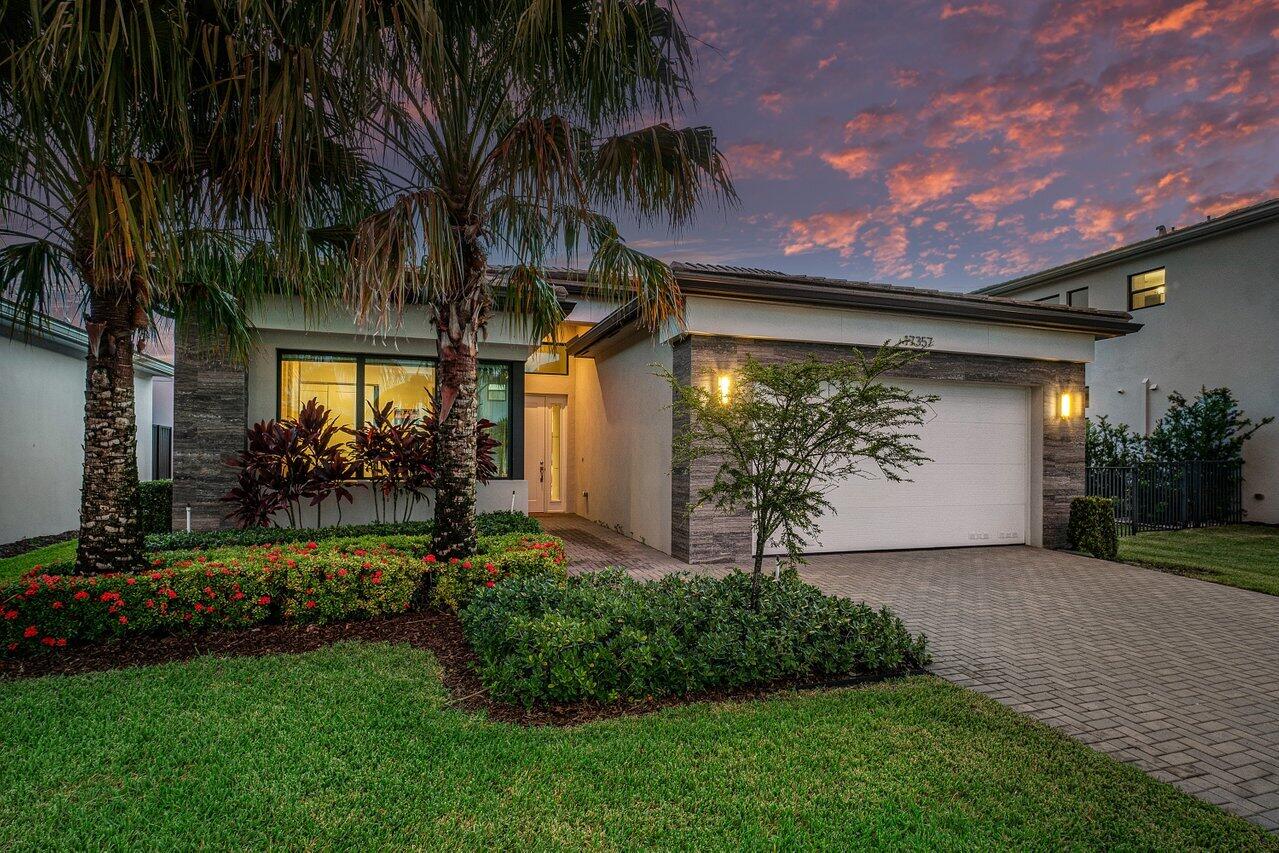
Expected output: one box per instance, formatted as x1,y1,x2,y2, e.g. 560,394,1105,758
0,539,77,585
1119,524,1279,596
1,643,1272,850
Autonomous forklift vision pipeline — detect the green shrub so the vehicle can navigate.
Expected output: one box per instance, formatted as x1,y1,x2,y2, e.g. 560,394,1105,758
144,511,541,552
1068,496,1118,560
459,569,930,706
0,540,428,654
433,534,567,611
138,480,172,534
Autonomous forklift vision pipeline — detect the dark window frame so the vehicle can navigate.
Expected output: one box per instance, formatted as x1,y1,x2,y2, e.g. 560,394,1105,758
1033,293,1061,304
1128,266,1166,311
1067,286,1089,308
276,348,523,481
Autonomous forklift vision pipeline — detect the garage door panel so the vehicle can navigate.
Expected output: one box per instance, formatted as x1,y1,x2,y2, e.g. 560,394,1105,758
829,463,1027,509
765,380,1031,554
797,503,1027,551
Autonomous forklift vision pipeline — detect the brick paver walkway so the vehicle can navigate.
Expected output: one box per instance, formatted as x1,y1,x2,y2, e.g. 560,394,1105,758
541,514,1279,830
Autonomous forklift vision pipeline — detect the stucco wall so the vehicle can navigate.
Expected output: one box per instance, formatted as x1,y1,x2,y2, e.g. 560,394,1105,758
1,337,158,543
999,220,1279,523
573,336,673,553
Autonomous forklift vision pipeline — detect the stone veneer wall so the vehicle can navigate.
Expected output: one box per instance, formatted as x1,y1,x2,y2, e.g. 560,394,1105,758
171,321,247,531
670,334,1086,563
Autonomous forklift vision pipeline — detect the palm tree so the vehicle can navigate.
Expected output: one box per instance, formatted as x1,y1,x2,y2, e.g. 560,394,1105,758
0,1,409,572
340,0,735,558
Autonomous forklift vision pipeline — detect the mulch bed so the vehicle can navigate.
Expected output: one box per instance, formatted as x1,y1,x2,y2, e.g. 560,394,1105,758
0,530,76,560
0,611,920,727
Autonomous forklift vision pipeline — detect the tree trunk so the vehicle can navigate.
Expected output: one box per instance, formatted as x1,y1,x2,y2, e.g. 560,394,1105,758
751,529,766,610
76,290,143,573
431,234,487,559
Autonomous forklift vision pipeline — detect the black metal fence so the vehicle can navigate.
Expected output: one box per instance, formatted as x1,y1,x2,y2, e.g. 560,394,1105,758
1086,460,1243,536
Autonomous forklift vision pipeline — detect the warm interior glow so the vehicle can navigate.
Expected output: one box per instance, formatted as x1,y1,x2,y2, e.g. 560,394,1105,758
1059,391,1073,418
718,374,732,405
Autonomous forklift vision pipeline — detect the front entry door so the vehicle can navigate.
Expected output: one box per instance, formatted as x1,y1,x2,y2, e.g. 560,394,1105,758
524,394,567,513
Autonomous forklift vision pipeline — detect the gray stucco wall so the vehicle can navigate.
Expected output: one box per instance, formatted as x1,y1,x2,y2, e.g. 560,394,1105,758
671,334,1085,563
1001,219,1279,523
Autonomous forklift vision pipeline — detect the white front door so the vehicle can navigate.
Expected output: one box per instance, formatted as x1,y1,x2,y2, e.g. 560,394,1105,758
524,394,567,513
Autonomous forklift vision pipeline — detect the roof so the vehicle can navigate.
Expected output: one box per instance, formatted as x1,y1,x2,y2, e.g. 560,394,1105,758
560,262,1139,357
1,300,174,377
976,196,1279,296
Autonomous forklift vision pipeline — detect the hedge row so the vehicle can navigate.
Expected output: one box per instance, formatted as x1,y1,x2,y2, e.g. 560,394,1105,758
1068,496,1118,560
1,531,565,655
460,569,931,706
138,480,172,535
144,510,540,552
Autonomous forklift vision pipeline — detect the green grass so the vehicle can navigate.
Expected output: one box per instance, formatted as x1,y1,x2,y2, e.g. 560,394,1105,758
1,644,1272,851
1120,524,1279,596
0,539,77,585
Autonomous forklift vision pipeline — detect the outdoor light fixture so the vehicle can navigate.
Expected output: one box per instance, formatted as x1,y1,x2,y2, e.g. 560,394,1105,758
1059,390,1076,419
717,373,732,405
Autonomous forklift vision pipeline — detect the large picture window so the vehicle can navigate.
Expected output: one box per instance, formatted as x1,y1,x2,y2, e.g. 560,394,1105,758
278,351,514,478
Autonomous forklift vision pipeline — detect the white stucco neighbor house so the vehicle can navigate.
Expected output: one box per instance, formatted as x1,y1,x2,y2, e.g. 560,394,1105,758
173,265,1138,561
974,197,1279,524
0,301,174,544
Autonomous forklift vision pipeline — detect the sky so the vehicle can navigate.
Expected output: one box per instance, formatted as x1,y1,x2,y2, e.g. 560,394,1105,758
626,0,1279,291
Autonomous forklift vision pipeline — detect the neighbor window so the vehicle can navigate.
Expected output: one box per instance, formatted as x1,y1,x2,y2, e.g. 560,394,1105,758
1067,287,1089,308
1034,293,1060,304
278,352,513,477
1129,268,1166,310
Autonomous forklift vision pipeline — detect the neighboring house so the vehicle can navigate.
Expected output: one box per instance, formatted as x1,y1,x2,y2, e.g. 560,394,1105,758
0,301,174,544
974,198,1279,524
173,265,1137,560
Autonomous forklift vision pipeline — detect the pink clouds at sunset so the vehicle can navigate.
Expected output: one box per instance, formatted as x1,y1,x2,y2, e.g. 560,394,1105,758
625,0,1279,288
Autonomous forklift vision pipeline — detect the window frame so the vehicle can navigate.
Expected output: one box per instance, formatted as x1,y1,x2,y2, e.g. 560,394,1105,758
1128,266,1166,311
1033,293,1061,304
276,348,523,481
1066,286,1089,308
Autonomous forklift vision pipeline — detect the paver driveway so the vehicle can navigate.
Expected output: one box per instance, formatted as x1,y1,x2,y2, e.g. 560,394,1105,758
542,515,1279,829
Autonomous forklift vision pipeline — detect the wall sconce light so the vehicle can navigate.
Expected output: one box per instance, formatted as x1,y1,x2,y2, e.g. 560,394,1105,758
1059,390,1077,419
717,373,732,405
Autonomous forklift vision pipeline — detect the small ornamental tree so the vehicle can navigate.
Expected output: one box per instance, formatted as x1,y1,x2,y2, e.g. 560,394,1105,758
662,346,936,607
1146,387,1272,462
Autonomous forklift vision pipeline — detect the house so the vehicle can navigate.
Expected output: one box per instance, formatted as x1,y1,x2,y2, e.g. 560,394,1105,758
172,265,1138,560
974,198,1279,524
0,300,174,544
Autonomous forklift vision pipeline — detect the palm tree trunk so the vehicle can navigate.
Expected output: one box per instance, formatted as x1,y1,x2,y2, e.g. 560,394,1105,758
431,236,487,559
76,290,143,573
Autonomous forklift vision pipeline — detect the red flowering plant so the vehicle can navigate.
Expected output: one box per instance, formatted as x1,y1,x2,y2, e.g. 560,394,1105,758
431,534,568,611
0,540,429,656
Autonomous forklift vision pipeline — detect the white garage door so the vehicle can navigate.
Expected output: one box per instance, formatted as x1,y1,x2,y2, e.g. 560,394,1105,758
768,380,1031,554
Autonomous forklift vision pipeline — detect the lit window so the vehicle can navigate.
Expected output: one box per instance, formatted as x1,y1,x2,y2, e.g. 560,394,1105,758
278,352,512,478
279,354,358,433
365,358,435,425
1067,287,1089,308
525,343,568,375
524,323,589,375
1129,268,1165,310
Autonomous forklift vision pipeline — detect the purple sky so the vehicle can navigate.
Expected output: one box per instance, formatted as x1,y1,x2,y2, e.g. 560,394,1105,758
627,0,1279,291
